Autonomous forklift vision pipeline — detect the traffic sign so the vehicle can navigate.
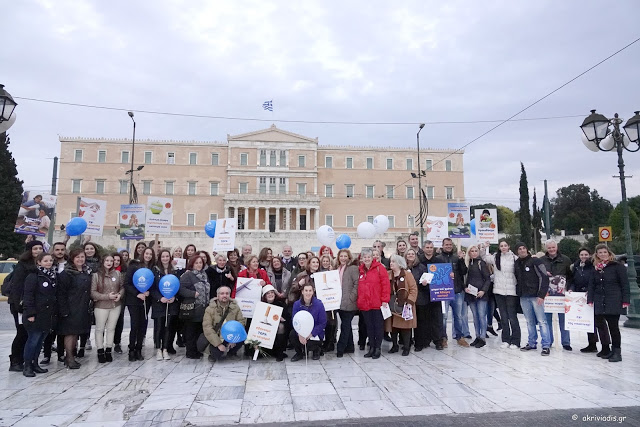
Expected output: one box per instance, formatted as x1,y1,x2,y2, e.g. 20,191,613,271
599,226,612,242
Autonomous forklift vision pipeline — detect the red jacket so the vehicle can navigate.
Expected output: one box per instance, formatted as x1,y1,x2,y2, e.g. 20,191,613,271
357,259,391,311
233,268,271,298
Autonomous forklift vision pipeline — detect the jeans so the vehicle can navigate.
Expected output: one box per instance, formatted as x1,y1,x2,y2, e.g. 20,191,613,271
361,309,384,350
468,299,488,339
337,310,356,353
94,306,122,350
495,294,521,346
23,325,48,363
443,292,469,339
545,312,571,347
520,296,551,348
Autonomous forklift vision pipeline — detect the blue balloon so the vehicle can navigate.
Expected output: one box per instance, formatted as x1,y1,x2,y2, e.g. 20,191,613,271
470,218,476,235
220,320,247,344
159,274,180,299
336,234,351,249
66,217,88,236
204,220,216,238
133,268,154,293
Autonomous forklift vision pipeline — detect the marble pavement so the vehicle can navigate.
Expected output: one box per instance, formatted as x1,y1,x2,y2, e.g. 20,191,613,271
0,317,639,426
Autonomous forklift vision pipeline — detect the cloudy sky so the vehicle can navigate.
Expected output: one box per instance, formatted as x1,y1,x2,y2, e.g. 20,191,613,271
3,0,640,210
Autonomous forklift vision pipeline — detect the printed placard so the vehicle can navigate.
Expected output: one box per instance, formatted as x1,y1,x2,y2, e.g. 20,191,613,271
79,198,107,236
426,263,455,302
15,191,57,237
544,275,566,314
173,258,186,270
564,292,594,332
447,203,471,238
311,270,342,311
146,197,173,236
213,218,238,252
119,204,145,240
235,277,262,318
475,208,498,244
246,302,284,349
426,216,448,248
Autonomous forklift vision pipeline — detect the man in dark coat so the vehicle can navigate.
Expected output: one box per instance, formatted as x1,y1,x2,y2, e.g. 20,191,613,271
540,240,573,351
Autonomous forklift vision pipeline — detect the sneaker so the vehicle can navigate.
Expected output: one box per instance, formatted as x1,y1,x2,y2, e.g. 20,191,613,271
162,350,171,360
156,350,163,361
521,344,537,351
563,345,572,351
487,327,498,336
290,353,303,362
470,338,479,347
509,344,519,350
541,348,550,356
457,338,470,348
500,342,510,349
40,357,51,365
474,339,486,348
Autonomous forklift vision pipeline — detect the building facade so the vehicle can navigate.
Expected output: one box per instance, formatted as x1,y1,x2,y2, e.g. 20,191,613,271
56,125,464,249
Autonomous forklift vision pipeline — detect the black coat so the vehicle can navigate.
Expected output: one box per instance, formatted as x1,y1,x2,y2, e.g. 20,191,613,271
407,262,429,305
515,256,550,298
124,260,152,306
572,260,594,293
588,261,630,315
206,265,236,298
465,259,492,303
57,268,92,335
439,251,468,294
149,267,179,319
22,271,57,331
8,260,36,313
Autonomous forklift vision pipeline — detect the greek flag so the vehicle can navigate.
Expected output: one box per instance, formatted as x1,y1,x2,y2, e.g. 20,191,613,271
262,100,273,111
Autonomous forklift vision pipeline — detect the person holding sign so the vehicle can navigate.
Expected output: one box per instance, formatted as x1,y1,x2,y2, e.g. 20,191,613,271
203,285,245,362
336,249,359,357
464,246,492,348
386,255,417,356
235,255,270,297
357,248,391,359
417,242,447,350
540,240,573,351
290,283,327,361
260,285,288,361
588,244,630,363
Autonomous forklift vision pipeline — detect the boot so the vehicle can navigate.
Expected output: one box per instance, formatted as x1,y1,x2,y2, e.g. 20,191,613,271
372,348,381,359
135,349,144,361
114,344,123,354
23,361,36,378
97,349,106,363
364,347,375,358
128,350,136,362
597,345,612,358
389,333,399,353
608,348,622,363
77,347,85,358
312,349,320,360
580,344,598,353
9,356,23,372
105,348,113,362
32,361,48,374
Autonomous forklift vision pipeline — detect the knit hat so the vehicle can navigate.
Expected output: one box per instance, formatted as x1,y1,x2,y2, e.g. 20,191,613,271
261,284,276,297
514,242,527,251
26,240,44,251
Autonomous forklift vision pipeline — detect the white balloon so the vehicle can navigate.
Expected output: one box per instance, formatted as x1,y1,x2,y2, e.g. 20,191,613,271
580,132,599,152
357,222,376,239
373,215,390,234
316,225,335,246
0,113,17,133
293,310,314,337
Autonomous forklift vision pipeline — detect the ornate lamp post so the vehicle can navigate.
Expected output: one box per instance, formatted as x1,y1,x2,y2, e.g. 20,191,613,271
580,110,640,328
416,123,425,245
0,84,18,133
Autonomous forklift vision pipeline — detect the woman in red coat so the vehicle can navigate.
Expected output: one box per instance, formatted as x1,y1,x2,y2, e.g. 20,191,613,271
357,248,391,359
234,255,270,298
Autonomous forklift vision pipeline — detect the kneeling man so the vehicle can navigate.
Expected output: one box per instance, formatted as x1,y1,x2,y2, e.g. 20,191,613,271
203,285,246,362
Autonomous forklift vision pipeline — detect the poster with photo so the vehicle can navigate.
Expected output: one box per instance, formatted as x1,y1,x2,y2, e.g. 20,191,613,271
544,275,566,314
447,203,471,238
145,197,173,236
14,191,57,237
426,263,455,302
474,208,498,244
565,292,594,332
119,204,145,240
212,218,238,252
312,270,342,311
426,216,448,248
235,277,262,318
79,198,107,236
246,302,284,349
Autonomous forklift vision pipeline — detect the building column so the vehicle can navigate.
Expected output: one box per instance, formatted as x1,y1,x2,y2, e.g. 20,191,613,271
275,207,280,231
295,208,300,231
254,207,259,230
314,208,320,230
285,207,291,231
264,208,270,231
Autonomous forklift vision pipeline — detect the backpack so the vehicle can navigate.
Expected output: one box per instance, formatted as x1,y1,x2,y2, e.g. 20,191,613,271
1,270,14,297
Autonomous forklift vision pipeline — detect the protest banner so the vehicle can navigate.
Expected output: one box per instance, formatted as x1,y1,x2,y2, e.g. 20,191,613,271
119,204,145,240
544,275,566,314
79,198,107,236
426,263,455,301
246,302,284,349
475,208,498,244
426,216,447,247
213,218,238,252
15,191,57,237
565,292,594,332
447,203,471,238
312,270,342,311
235,277,262,318
145,197,173,236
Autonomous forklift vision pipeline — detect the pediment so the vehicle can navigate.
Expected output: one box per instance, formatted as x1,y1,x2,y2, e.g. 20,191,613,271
228,124,318,144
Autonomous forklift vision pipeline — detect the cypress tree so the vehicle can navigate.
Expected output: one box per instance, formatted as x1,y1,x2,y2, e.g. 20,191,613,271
0,132,25,258
532,188,542,252
519,162,533,249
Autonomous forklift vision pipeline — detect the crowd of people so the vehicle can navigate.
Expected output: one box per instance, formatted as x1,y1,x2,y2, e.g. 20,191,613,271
4,231,631,377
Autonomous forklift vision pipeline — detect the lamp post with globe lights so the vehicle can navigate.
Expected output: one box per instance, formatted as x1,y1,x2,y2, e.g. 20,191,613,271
580,110,640,328
0,84,18,133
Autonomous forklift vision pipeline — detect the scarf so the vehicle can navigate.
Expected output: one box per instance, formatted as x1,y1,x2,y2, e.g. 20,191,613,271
68,264,91,275
38,266,56,282
191,269,210,308
215,266,226,274
595,261,608,273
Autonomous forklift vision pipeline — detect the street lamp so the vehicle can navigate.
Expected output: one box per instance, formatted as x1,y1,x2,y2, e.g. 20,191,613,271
417,123,425,245
0,84,18,133
580,110,640,328
127,112,137,205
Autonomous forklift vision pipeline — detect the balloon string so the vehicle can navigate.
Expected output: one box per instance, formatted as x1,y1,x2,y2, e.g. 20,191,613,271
165,303,168,328
144,299,147,320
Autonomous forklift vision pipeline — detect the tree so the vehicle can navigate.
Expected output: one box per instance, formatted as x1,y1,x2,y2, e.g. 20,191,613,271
558,238,583,262
627,195,640,219
519,163,532,249
609,203,639,236
532,188,542,252
551,184,613,234
0,133,25,259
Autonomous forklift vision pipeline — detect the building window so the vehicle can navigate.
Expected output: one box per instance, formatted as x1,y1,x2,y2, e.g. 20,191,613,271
297,183,306,196
121,151,130,164
209,213,218,221
239,182,248,194
279,150,286,167
259,177,266,194
119,180,128,195
325,215,333,227
386,185,394,199
426,186,435,200
210,182,219,196
325,156,333,168
366,157,373,169
187,213,195,226
407,215,415,227
74,149,83,162
142,180,151,195
240,153,248,166
346,157,353,169
96,180,105,194
387,216,395,228
189,152,197,165
346,215,354,228
211,153,219,166
269,177,276,193
445,159,452,171
325,184,334,198
165,181,174,195
386,158,393,170
260,150,267,166
366,185,374,199
144,151,152,164
406,186,414,199
446,186,454,200
346,184,354,198
406,158,413,171
238,213,245,230
298,155,305,167
425,159,433,171
98,150,106,163
167,152,175,164
72,179,81,193
367,215,374,223
188,182,197,195
279,177,286,194
269,150,277,167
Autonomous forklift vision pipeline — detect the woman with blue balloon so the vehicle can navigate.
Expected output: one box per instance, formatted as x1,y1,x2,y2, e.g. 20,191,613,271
178,255,211,359
150,249,180,361
124,247,156,361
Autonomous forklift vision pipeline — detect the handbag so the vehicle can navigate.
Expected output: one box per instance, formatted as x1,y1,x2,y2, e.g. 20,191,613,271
179,299,196,320
390,288,407,314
